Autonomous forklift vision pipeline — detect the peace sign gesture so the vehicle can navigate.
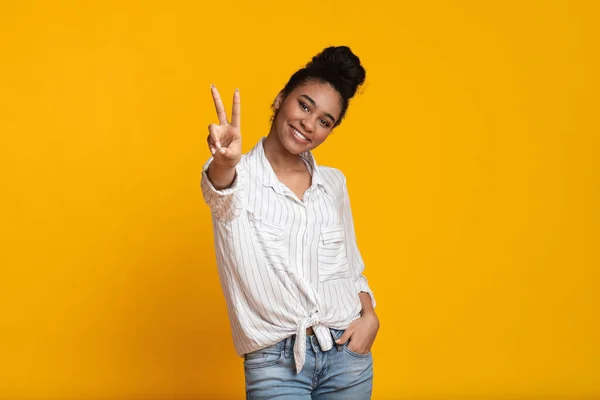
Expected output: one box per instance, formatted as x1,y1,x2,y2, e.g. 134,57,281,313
207,85,242,168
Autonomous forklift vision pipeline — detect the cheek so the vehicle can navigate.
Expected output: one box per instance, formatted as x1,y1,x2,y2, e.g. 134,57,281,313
313,130,331,145
274,107,290,125
284,102,305,119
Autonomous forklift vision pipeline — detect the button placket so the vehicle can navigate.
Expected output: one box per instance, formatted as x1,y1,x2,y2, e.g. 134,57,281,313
296,207,306,276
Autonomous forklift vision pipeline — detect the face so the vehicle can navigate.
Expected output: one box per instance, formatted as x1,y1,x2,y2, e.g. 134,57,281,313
271,80,343,154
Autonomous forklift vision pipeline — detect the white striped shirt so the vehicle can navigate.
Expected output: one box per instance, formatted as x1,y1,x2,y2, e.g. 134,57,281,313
200,136,376,374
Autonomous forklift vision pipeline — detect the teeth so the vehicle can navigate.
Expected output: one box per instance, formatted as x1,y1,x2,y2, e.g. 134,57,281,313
292,127,308,141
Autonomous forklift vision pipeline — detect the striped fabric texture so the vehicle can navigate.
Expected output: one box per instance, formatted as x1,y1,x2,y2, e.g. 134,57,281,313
201,137,376,374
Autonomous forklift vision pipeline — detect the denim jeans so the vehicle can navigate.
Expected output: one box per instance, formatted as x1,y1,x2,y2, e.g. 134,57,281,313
243,328,373,399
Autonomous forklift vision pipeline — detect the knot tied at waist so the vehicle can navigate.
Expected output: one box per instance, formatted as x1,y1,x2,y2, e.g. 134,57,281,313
293,312,333,374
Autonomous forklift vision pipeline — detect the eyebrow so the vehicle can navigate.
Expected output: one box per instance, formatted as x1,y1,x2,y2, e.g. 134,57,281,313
300,94,337,124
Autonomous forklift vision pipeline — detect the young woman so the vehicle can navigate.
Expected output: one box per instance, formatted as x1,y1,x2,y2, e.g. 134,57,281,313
201,46,379,399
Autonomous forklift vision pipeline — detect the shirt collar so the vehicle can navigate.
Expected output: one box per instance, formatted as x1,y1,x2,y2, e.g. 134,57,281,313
299,148,327,192
254,136,328,195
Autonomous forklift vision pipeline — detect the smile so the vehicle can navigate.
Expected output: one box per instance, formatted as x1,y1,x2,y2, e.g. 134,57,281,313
290,125,310,142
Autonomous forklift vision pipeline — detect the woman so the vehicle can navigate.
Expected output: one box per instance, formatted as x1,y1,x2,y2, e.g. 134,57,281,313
201,46,379,399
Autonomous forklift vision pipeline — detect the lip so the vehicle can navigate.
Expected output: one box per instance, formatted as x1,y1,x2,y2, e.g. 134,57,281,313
289,124,311,142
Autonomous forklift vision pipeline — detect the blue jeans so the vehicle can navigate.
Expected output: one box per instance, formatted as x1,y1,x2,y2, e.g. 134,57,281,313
243,328,373,399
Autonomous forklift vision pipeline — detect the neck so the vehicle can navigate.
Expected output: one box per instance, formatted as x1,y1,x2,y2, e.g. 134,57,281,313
263,129,304,171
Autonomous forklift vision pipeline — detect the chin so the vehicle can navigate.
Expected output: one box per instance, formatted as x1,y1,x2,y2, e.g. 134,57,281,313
283,137,306,155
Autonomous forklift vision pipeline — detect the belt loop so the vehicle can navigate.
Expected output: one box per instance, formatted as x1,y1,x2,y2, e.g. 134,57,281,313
284,335,292,358
310,335,319,353
331,328,342,352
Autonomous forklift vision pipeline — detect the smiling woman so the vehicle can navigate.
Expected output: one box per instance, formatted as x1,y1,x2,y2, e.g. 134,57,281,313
201,46,378,400
270,81,342,156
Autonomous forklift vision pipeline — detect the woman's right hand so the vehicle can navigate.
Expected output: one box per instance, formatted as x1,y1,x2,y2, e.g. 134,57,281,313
207,84,242,169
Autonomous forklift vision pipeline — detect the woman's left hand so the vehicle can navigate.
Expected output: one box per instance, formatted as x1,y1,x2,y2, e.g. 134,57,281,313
335,312,380,354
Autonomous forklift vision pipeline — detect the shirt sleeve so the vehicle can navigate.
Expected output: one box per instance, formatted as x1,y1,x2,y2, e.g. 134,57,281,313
200,157,245,222
342,177,376,309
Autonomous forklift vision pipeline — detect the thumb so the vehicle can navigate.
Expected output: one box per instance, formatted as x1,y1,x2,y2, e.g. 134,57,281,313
218,146,234,158
335,330,351,344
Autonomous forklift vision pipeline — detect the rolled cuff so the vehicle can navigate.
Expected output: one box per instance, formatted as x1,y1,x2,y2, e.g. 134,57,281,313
355,275,376,309
200,158,244,221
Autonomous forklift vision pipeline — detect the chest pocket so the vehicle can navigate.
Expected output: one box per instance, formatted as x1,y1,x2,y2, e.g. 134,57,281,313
248,213,289,272
318,225,350,282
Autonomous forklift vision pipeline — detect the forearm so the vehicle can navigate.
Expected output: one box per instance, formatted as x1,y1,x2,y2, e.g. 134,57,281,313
358,292,375,316
207,161,237,190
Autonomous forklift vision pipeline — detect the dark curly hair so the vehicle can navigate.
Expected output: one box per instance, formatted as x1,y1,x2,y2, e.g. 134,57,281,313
272,46,366,128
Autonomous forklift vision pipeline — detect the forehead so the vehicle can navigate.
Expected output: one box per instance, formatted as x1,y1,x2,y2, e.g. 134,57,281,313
290,81,342,119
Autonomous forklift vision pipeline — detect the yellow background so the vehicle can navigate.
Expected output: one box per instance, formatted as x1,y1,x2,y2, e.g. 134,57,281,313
1,1,599,399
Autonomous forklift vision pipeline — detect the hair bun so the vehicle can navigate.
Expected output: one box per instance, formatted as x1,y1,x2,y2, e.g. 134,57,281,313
306,46,366,99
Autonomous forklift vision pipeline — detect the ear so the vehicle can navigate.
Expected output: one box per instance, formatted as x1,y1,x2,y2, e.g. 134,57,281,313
273,91,284,110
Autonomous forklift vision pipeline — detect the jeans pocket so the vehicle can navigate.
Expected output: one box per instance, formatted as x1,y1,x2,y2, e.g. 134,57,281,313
332,328,371,358
342,342,371,358
318,225,350,282
243,345,285,370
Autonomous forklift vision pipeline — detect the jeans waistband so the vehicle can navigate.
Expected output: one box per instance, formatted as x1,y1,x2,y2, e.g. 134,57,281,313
283,328,345,356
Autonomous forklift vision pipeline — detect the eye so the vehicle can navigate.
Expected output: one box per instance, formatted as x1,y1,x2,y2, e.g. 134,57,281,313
320,119,329,127
298,101,309,112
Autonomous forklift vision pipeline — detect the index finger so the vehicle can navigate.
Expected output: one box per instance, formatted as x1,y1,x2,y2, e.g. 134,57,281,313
211,84,228,125
231,88,241,127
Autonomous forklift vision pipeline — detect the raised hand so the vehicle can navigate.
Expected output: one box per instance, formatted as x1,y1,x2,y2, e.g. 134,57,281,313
207,85,242,168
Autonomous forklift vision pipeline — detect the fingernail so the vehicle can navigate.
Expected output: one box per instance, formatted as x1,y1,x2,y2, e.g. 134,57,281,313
219,148,226,155
211,147,216,155
235,88,239,92
216,141,221,149
211,84,215,88
335,339,341,343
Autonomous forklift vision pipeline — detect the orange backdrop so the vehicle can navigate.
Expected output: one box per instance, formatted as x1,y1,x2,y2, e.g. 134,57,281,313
1,1,599,399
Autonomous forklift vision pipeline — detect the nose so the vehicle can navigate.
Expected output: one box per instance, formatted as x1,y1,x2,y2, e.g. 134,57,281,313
301,118,315,133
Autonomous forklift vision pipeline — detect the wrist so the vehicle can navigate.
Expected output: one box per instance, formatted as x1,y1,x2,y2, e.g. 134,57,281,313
211,157,239,170
360,309,377,318
207,162,237,190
